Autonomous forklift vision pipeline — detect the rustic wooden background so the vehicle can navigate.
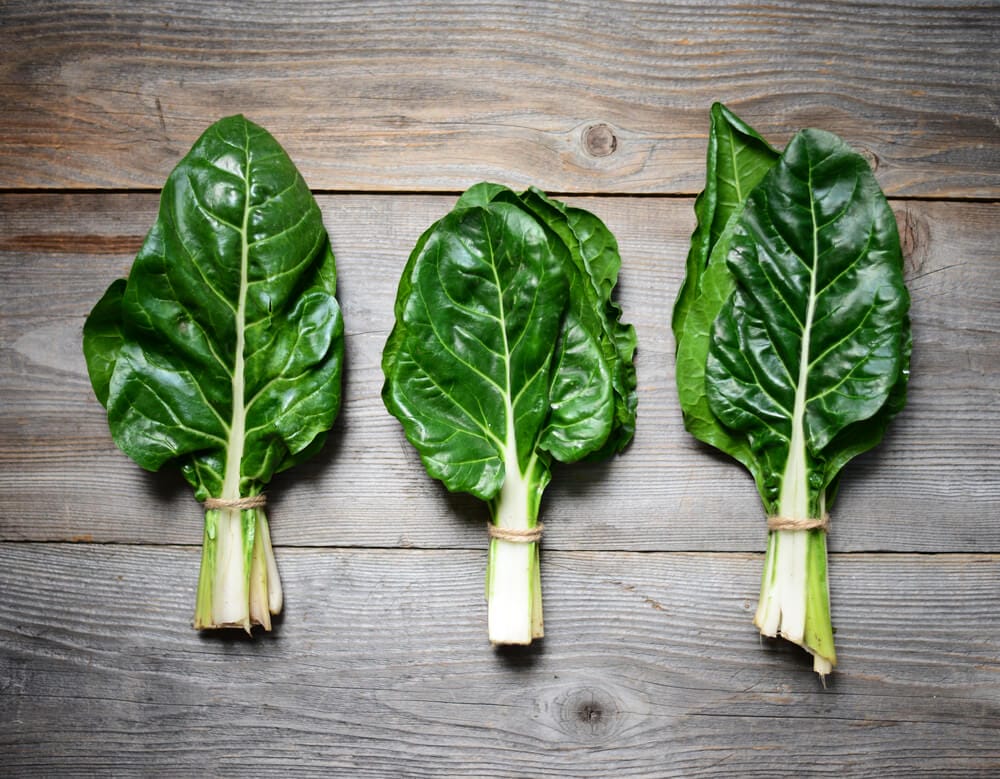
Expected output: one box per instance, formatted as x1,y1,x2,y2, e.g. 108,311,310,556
2,1,998,776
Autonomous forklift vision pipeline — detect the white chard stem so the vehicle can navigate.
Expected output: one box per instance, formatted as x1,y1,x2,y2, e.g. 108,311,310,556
486,443,543,645
213,506,252,628
752,227,837,678
755,443,837,677
195,507,282,633
192,170,283,633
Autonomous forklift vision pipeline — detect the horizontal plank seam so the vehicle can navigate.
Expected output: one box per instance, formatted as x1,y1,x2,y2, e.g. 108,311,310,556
0,540,997,558
1,187,999,205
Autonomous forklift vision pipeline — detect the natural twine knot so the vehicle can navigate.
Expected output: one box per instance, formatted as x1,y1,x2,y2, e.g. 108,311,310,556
767,514,830,533
203,495,267,511
487,522,544,543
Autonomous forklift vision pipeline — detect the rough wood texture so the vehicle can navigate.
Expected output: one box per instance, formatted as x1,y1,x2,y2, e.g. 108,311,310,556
1,194,997,553
1,1,998,776
1,1,998,196
2,544,998,777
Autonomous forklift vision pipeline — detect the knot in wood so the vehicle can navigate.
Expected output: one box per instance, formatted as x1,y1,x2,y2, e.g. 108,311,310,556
578,701,603,725
555,686,621,740
583,123,618,157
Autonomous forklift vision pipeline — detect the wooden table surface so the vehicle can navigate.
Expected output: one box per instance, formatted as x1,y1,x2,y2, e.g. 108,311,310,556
2,1,998,776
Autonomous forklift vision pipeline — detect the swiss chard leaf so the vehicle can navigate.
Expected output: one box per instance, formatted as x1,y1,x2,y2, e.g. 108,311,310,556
382,182,636,644
517,188,638,457
86,114,344,500
381,196,569,499
83,115,344,631
672,102,779,343
705,128,910,515
673,106,911,676
383,182,637,498
673,104,780,486
82,278,127,407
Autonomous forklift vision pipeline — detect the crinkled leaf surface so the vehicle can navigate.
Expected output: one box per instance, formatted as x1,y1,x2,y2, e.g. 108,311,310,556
82,278,127,407
672,102,779,343
382,196,569,499
705,129,910,513
83,115,344,500
517,188,638,457
382,183,635,501
674,104,780,484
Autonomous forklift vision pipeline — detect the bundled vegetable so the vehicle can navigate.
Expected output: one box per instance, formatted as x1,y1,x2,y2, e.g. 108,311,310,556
83,115,344,632
674,104,911,677
382,183,637,644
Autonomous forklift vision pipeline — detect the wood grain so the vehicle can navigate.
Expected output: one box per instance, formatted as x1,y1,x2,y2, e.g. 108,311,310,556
2,4,998,771
1,1,997,196
1,193,997,552
1,543,997,777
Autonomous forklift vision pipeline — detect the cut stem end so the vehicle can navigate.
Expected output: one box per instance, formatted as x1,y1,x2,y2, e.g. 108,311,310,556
194,506,282,632
755,527,836,679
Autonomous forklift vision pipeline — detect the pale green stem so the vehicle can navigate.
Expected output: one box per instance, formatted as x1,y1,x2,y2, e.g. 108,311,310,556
194,506,282,632
486,440,543,645
193,149,283,632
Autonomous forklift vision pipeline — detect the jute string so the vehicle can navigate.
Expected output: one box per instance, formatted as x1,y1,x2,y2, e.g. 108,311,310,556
204,495,267,511
487,522,544,543
766,513,829,532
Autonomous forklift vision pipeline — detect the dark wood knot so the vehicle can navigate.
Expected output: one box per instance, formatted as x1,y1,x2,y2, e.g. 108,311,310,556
578,701,603,725
583,123,618,157
555,686,621,739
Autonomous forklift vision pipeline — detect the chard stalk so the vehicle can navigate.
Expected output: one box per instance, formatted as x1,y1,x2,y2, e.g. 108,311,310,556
754,284,836,675
486,439,544,645
194,506,282,632
192,165,283,633
755,525,835,678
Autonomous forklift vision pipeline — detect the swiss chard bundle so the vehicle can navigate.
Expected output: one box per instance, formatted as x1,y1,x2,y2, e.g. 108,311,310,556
674,104,911,677
83,115,344,632
382,183,638,644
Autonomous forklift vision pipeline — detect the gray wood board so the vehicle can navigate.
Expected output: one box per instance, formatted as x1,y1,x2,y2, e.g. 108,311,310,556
1,1,997,196
1,543,997,777
0,194,997,552
2,2,999,772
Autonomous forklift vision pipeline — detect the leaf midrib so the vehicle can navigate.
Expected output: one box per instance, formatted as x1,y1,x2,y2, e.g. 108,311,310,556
220,127,251,502
482,216,522,485
779,157,821,519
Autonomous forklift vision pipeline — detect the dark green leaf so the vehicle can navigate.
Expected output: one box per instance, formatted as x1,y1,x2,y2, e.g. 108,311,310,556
705,128,910,512
83,114,343,499
672,103,779,344
381,197,568,499
382,182,636,495
516,188,638,456
672,104,780,489
82,278,127,408
538,308,613,462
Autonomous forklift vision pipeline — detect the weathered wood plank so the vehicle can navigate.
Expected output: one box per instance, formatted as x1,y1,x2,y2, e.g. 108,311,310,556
1,1,997,196
1,193,997,551
1,543,997,777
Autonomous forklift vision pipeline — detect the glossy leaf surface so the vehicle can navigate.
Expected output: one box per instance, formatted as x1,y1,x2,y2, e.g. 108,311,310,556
705,128,910,513
382,197,569,499
672,102,779,343
382,183,636,500
83,114,344,500
82,278,127,407
673,104,780,486
517,188,638,458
